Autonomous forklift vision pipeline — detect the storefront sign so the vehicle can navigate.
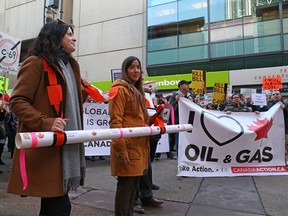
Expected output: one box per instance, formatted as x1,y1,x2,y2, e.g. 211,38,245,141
230,66,288,86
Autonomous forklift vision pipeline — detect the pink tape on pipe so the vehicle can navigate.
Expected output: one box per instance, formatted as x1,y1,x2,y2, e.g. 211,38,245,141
119,128,124,139
149,127,153,135
20,149,28,190
19,132,38,190
30,132,38,148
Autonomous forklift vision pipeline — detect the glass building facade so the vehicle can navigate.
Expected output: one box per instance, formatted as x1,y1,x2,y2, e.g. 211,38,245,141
147,0,288,76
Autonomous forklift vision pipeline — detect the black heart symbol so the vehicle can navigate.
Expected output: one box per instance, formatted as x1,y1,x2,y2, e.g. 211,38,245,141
200,111,244,146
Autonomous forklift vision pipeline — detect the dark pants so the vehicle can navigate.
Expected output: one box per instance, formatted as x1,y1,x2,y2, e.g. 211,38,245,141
39,193,71,216
169,133,176,152
135,156,153,202
7,132,16,158
149,138,158,162
115,176,141,216
169,132,179,153
0,144,4,160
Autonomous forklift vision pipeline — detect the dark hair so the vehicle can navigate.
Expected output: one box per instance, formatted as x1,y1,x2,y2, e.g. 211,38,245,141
166,95,172,102
232,93,240,99
28,20,73,66
120,56,144,96
120,56,148,120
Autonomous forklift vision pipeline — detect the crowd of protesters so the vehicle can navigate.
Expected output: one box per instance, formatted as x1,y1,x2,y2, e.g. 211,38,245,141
0,93,17,174
1,19,287,216
151,87,288,164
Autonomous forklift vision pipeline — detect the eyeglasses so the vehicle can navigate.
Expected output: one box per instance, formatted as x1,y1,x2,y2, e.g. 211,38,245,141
272,93,280,96
233,96,239,99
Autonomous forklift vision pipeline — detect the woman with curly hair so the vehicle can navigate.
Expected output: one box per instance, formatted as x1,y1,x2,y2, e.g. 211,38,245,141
7,20,88,215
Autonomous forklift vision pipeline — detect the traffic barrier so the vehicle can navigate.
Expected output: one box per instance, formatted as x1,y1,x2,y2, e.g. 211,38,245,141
16,124,193,149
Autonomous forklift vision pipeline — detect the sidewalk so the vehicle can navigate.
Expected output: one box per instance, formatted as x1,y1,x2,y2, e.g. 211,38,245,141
1,147,288,216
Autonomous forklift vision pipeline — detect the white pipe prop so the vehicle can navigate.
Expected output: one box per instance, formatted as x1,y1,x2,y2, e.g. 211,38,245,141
16,124,193,149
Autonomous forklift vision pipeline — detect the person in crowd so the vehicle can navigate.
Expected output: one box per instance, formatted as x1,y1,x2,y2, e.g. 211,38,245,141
0,95,8,169
244,95,259,112
0,94,17,159
151,92,165,161
7,19,88,216
264,90,288,159
166,95,172,105
109,56,163,216
166,95,178,160
148,92,164,161
169,80,193,153
218,93,232,111
204,103,215,110
134,156,164,214
153,94,175,161
132,83,164,214
134,131,164,214
239,93,245,103
194,94,203,107
224,93,255,114
152,92,166,107
266,93,273,103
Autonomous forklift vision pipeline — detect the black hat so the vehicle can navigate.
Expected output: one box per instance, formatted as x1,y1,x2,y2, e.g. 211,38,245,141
178,80,191,88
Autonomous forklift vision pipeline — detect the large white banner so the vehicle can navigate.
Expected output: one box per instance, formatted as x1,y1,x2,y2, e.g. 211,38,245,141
178,98,288,177
83,102,169,156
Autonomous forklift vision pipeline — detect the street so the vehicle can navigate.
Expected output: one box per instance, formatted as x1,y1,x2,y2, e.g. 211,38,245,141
1,148,288,216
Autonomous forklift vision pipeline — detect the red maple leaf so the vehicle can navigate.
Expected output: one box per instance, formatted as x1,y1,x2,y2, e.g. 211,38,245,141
247,118,273,141
37,133,44,139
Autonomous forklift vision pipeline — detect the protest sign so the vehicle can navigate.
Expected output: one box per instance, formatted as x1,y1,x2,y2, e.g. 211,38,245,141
262,77,282,90
178,98,287,177
192,70,206,94
212,82,227,104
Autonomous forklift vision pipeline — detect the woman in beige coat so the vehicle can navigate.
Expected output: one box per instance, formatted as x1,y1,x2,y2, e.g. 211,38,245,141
7,20,88,215
109,56,156,216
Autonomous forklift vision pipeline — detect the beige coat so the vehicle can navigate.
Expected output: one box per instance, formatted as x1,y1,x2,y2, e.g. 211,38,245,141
109,80,150,176
7,56,87,197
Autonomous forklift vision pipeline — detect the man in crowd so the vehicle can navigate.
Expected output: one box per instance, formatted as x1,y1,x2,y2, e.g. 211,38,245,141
244,95,259,112
169,80,193,153
265,90,288,163
224,93,253,114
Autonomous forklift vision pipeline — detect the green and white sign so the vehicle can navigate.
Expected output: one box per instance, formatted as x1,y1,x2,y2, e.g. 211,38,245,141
90,71,229,92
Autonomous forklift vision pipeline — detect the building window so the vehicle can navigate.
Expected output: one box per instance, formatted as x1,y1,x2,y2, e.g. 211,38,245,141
147,0,283,66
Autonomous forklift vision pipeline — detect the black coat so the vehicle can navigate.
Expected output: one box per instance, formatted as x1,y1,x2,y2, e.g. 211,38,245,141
266,100,288,134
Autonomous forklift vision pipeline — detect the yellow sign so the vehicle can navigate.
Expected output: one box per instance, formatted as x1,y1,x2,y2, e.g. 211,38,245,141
212,82,227,104
192,70,206,94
